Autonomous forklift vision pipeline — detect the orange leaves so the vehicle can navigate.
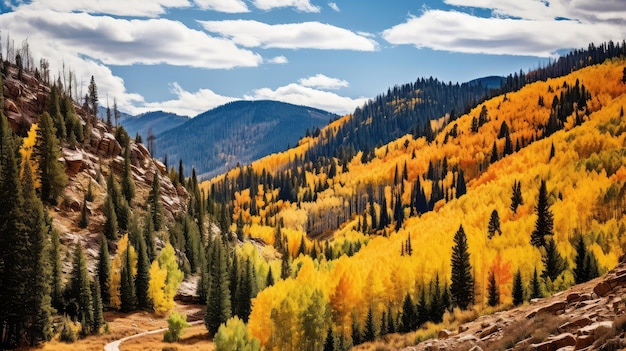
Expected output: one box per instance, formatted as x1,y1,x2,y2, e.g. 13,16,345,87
489,253,512,301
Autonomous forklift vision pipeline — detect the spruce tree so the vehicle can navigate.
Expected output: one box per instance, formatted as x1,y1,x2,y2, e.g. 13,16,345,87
450,225,474,309
103,196,118,240
97,235,111,307
120,246,137,312
573,235,588,284
487,270,499,307
266,266,275,287
541,237,566,281
79,197,90,228
143,209,156,262
510,180,524,214
399,293,417,332
69,244,94,334
148,173,164,231
530,267,543,299
135,231,151,310
323,327,335,351
91,280,104,334
364,307,376,342
512,269,524,306
531,180,553,247
204,236,232,336
35,111,67,204
50,228,64,312
88,75,98,116
487,209,502,239
121,146,135,203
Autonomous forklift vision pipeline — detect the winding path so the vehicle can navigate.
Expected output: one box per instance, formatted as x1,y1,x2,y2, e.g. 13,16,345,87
103,320,204,351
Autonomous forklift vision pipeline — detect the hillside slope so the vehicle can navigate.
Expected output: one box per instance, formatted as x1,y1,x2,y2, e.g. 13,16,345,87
155,100,337,179
120,110,189,143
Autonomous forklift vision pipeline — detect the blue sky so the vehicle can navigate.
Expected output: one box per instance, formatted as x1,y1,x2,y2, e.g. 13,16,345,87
0,0,623,117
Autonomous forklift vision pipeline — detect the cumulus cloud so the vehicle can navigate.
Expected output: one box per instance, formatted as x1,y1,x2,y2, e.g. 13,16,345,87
244,81,367,115
13,0,191,17
131,83,237,117
199,19,378,51
267,55,289,64
299,74,349,90
382,0,626,57
193,0,249,13
328,2,340,12
252,0,320,12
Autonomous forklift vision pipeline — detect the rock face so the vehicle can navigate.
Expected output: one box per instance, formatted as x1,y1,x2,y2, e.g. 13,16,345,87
405,257,626,351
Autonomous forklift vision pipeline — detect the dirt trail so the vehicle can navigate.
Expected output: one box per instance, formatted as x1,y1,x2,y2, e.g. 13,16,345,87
103,320,204,351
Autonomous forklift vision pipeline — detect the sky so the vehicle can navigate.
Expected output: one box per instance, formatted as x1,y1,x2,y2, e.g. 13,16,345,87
0,0,624,117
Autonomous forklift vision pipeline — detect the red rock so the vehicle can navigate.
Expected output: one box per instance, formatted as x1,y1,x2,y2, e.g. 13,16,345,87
574,335,594,350
559,317,592,332
62,148,84,177
5,98,19,113
531,333,575,351
526,301,567,318
577,321,613,336
478,324,498,339
593,281,612,297
438,329,452,339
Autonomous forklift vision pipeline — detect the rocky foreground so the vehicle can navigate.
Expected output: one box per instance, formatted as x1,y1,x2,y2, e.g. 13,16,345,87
409,258,626,351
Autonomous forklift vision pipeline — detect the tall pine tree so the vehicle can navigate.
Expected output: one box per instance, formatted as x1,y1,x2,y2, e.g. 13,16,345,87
35,112,67,204
531,180,553,247
450,225,474,309
204,236,232,336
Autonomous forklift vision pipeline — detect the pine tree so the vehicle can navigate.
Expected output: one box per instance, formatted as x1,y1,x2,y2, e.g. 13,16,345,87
455,169,466,198
364,307,376,342
103,196,118,240
266,266,275,287
143,209,156,262
541,237,566,281
512,269,524,306
97,235,111,307
69,244,94,334
490,141,499,163
50,228,64,312
531,267,543,299
573,235,588,284
35,111,67,204
324,327,335,351
531,180,553,247
281,250,292,279
487,209,502,239
351,318,362,346
113,98,121,127
135,231,151,310
148,173,164,231
85,179,94,202
204,237,232,336
450,225,474,309
79,197,90,228
122,146,135,203
510,180,524,214
399,293,417,332
487,270,499,307
91,280,104,334
88,75,98,116
106,102,112,127
120,246,137,312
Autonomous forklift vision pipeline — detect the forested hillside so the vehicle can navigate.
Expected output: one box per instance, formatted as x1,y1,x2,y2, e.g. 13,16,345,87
197,43,626,350
154,100,337,179
120,110,189,146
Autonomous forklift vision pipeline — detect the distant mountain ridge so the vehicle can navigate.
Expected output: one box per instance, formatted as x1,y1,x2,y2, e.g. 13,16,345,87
120,110,189,142
154,100,337,179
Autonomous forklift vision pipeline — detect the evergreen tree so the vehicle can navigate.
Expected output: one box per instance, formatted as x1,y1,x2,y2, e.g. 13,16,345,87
487,270,499,307
120,246,137,312
91,280,104,334
79,197,90,228
573,235,588,284
364,307,376,342
135,231,151,310
85,179,94,202
531,180,553,247
301,289,327,351
399,293,417,332
455,169,466,198
148,173,164,231
50,228,64,312
103,196,118,240
204,237,232,336
143,208,156,262
510,180,524,214
490,141,499,163
416,288,429,326
351,318,361,346
35,112,67,204
512,269,524,306
113,98,121,127
530,267,543,299
97,235,111,307
266,266,275,287
324,327,335,351
69,244,94,334
281,250,292,279
450,225,474,309
122,146,135,203
541,237,566,281
487,209,502,239
88,75,98,116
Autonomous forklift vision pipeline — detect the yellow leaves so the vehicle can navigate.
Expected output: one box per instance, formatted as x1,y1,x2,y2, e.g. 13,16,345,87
109,235,137,310
148,260,168,314
19,123,40,188
150,243,184,316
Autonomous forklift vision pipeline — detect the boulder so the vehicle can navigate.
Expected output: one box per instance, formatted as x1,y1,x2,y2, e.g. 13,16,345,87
574,335,594,350
577,321,613,336
438,329,452,339
527,301,567,318
559,317,592,332
478,324,499,339
62,148,84,177
594,281,613,297
5,98,19,113
530,333,576,351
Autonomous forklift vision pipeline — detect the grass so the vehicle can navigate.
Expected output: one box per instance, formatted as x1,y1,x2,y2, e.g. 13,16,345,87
484,313,564,351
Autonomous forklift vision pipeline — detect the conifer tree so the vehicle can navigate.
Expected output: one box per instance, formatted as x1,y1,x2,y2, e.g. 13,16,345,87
143,209,156,262
85,179,94,202
35,111,67,204
148,172,164,231
510,180,524,214
281,249,292,279
205,237,232,336
266,266,275,287
301,289,327,351
455,170,466,198
122,146,135,203
541,237,566,281
120,246,137,312
103,196,118,240
98,235,111,307
323,327,335,351
512,269,524,306
416,288,429,326
135,231,151,310
573,235,588,284
487,270,499,306
487,209,502,239
530,267,543,299
79,197,89,228
88,75,98,116
351,319,361,346
531,180,553,247
91,280,104,334
399,293,417,332
490,141,499,163
69,244,94,334
364,307,376,342
50,228,64,311
450,225,474,309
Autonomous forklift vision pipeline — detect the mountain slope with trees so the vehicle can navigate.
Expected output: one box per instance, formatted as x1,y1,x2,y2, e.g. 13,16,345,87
119,110,189,147
154,100,337,179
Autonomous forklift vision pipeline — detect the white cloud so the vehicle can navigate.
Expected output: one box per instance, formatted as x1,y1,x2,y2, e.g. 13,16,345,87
252,0,320,12
199,19,378,51
193,0,249,13
299,74,349,90
267,55,289,64
244,82,368,115
14,0,191,17
131,83,237,117
382,8,625,57
328,2,340,12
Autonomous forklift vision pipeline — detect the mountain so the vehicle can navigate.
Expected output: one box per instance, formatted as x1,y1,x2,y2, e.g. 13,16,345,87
119,110,189,141
467,75,505,89
154,100,337,179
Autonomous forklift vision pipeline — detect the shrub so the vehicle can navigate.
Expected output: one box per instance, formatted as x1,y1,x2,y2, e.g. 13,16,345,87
163,312,190,343
59,318,77,343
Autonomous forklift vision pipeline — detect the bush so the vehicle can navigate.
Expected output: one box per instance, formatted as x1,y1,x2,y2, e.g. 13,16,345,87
59,318,77,343
163,312,190,343
214,316,261,351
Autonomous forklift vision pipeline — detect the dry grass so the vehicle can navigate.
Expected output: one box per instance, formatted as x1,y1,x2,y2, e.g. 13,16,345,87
484,313,564,351
121,324,214,351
